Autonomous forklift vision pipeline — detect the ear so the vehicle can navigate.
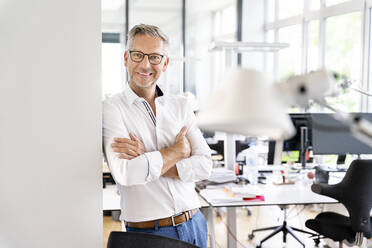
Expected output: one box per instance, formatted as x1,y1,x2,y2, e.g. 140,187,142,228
124,51,128,67
162,56,169,72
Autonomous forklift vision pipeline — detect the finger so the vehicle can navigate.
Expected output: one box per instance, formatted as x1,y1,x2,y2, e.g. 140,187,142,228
130,133,145,145
129,133,140,148
112,147,139,156
176,126,188,140
129,133,139,141
117,153,135,160
114,137,136,145
111,142,137,150
125,148,139,157
129,133,146,151
179,126,188,136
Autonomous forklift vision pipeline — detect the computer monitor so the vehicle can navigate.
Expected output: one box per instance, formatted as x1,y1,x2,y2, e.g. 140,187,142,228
311,113,372,155
282,114,312,152
268,113,312,165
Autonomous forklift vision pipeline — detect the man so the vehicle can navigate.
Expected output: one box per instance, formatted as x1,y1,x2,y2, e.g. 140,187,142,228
103,24,212,247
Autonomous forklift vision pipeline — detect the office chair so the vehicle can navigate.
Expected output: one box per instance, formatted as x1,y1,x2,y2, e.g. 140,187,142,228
305,159,372,247
107,231,199,248
248,205,317,248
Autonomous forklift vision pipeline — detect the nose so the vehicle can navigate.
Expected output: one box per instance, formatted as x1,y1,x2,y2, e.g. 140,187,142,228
138,54,151,68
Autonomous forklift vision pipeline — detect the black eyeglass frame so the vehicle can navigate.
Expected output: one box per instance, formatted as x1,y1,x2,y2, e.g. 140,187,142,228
128,50,165,65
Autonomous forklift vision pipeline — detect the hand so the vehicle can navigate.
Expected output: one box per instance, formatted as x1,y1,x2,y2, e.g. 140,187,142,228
159,126,191,176
172,126,191,159
111,133,146,160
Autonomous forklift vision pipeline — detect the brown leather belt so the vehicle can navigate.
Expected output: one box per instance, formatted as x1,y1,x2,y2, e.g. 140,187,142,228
126,209,198,229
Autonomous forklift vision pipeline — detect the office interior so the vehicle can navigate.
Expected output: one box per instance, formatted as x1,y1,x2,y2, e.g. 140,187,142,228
2,0,372,248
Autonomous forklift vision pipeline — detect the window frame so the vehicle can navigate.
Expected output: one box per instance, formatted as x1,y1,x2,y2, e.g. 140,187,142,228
264,0,372,112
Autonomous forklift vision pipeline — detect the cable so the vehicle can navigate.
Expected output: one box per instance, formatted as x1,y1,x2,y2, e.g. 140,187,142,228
212,207,248,248
287,205,306,220
199,191,248,248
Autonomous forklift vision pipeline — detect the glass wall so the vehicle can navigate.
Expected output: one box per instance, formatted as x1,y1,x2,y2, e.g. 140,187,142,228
101,0,126,99
185,0,236,108
102,43,125,99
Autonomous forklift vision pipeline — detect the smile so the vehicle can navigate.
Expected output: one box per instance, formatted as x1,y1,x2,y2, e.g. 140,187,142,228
137,72,153,78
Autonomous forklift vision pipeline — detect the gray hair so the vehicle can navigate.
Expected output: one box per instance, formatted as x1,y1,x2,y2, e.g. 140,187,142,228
126,24,169,54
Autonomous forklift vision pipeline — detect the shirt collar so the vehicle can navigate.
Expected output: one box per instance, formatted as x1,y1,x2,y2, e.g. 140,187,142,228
123,83,164,105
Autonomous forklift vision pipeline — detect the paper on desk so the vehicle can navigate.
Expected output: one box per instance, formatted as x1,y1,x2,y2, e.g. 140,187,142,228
229,186,263,198
206,182,236,189
200,186,264,204
200,188,243,204
208,168,237,184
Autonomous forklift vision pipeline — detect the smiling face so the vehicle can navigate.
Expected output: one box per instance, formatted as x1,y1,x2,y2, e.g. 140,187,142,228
124,34,169,90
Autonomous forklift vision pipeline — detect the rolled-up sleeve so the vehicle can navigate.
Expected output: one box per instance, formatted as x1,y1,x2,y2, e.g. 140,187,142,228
103,100,163,186
176,104,213,182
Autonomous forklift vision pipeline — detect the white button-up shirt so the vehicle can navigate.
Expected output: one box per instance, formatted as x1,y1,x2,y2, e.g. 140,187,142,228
103,84,212,222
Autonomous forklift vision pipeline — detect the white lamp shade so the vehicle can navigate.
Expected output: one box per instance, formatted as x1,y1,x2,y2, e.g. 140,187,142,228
197,68,295,140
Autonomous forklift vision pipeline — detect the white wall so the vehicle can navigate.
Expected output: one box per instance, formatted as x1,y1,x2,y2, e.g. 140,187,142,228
0,1,102,248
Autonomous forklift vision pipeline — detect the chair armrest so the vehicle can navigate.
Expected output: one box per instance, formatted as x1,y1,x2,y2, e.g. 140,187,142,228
311,183,342,201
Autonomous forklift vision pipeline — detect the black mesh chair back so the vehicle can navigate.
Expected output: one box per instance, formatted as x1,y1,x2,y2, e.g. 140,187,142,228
306,159,372,244
107,231,200,248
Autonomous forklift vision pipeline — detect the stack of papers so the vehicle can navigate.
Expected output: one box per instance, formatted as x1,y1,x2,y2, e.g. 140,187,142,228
228,186,265,201
208,168,237,184
229,186,262,198
199,185,265,204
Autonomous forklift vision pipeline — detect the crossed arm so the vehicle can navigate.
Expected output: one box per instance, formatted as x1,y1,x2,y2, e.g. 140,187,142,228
103,100,212,186
111,127,191,179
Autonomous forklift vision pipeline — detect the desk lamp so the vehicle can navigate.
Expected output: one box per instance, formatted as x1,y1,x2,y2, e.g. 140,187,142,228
197,68,372,150
197,69,295,140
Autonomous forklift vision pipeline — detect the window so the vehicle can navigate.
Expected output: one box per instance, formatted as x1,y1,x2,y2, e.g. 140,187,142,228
102,43,125,99
186,1,237,107
309,0,321,10
307,20,320,72
266,0,367,112
325,12,362,111
267,0,276,23
278,0,303,19
326,0,350,6
278,25,302,80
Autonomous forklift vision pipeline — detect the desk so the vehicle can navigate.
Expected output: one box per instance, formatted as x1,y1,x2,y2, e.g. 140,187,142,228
199,182,338,248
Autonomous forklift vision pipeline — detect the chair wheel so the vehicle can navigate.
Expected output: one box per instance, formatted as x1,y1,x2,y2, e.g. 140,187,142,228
248,233,255,240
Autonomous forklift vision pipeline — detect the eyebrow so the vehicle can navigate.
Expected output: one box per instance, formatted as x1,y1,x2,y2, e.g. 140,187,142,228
130,50,164,55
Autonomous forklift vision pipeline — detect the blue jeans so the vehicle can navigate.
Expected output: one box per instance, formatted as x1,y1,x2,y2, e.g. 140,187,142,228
126,210,208,248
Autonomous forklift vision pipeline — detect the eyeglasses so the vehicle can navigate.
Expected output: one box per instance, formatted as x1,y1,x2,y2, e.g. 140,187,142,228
128,50,165,65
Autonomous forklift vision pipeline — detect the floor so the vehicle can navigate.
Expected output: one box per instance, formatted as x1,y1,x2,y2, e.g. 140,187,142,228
102,204,353,248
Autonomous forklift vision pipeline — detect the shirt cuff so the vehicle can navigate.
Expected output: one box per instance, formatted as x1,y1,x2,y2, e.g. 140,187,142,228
144,151,163,182
176,159,193,182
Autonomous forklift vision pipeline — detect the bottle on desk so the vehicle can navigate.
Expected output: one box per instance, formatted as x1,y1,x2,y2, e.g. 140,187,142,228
244,146,259,185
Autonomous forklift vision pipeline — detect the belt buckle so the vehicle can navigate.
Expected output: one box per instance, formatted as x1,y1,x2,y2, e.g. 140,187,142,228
171,212,184,226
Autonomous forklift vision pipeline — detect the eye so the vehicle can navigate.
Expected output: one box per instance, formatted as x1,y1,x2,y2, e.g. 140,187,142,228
132,52,143,60
149,54,162,63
